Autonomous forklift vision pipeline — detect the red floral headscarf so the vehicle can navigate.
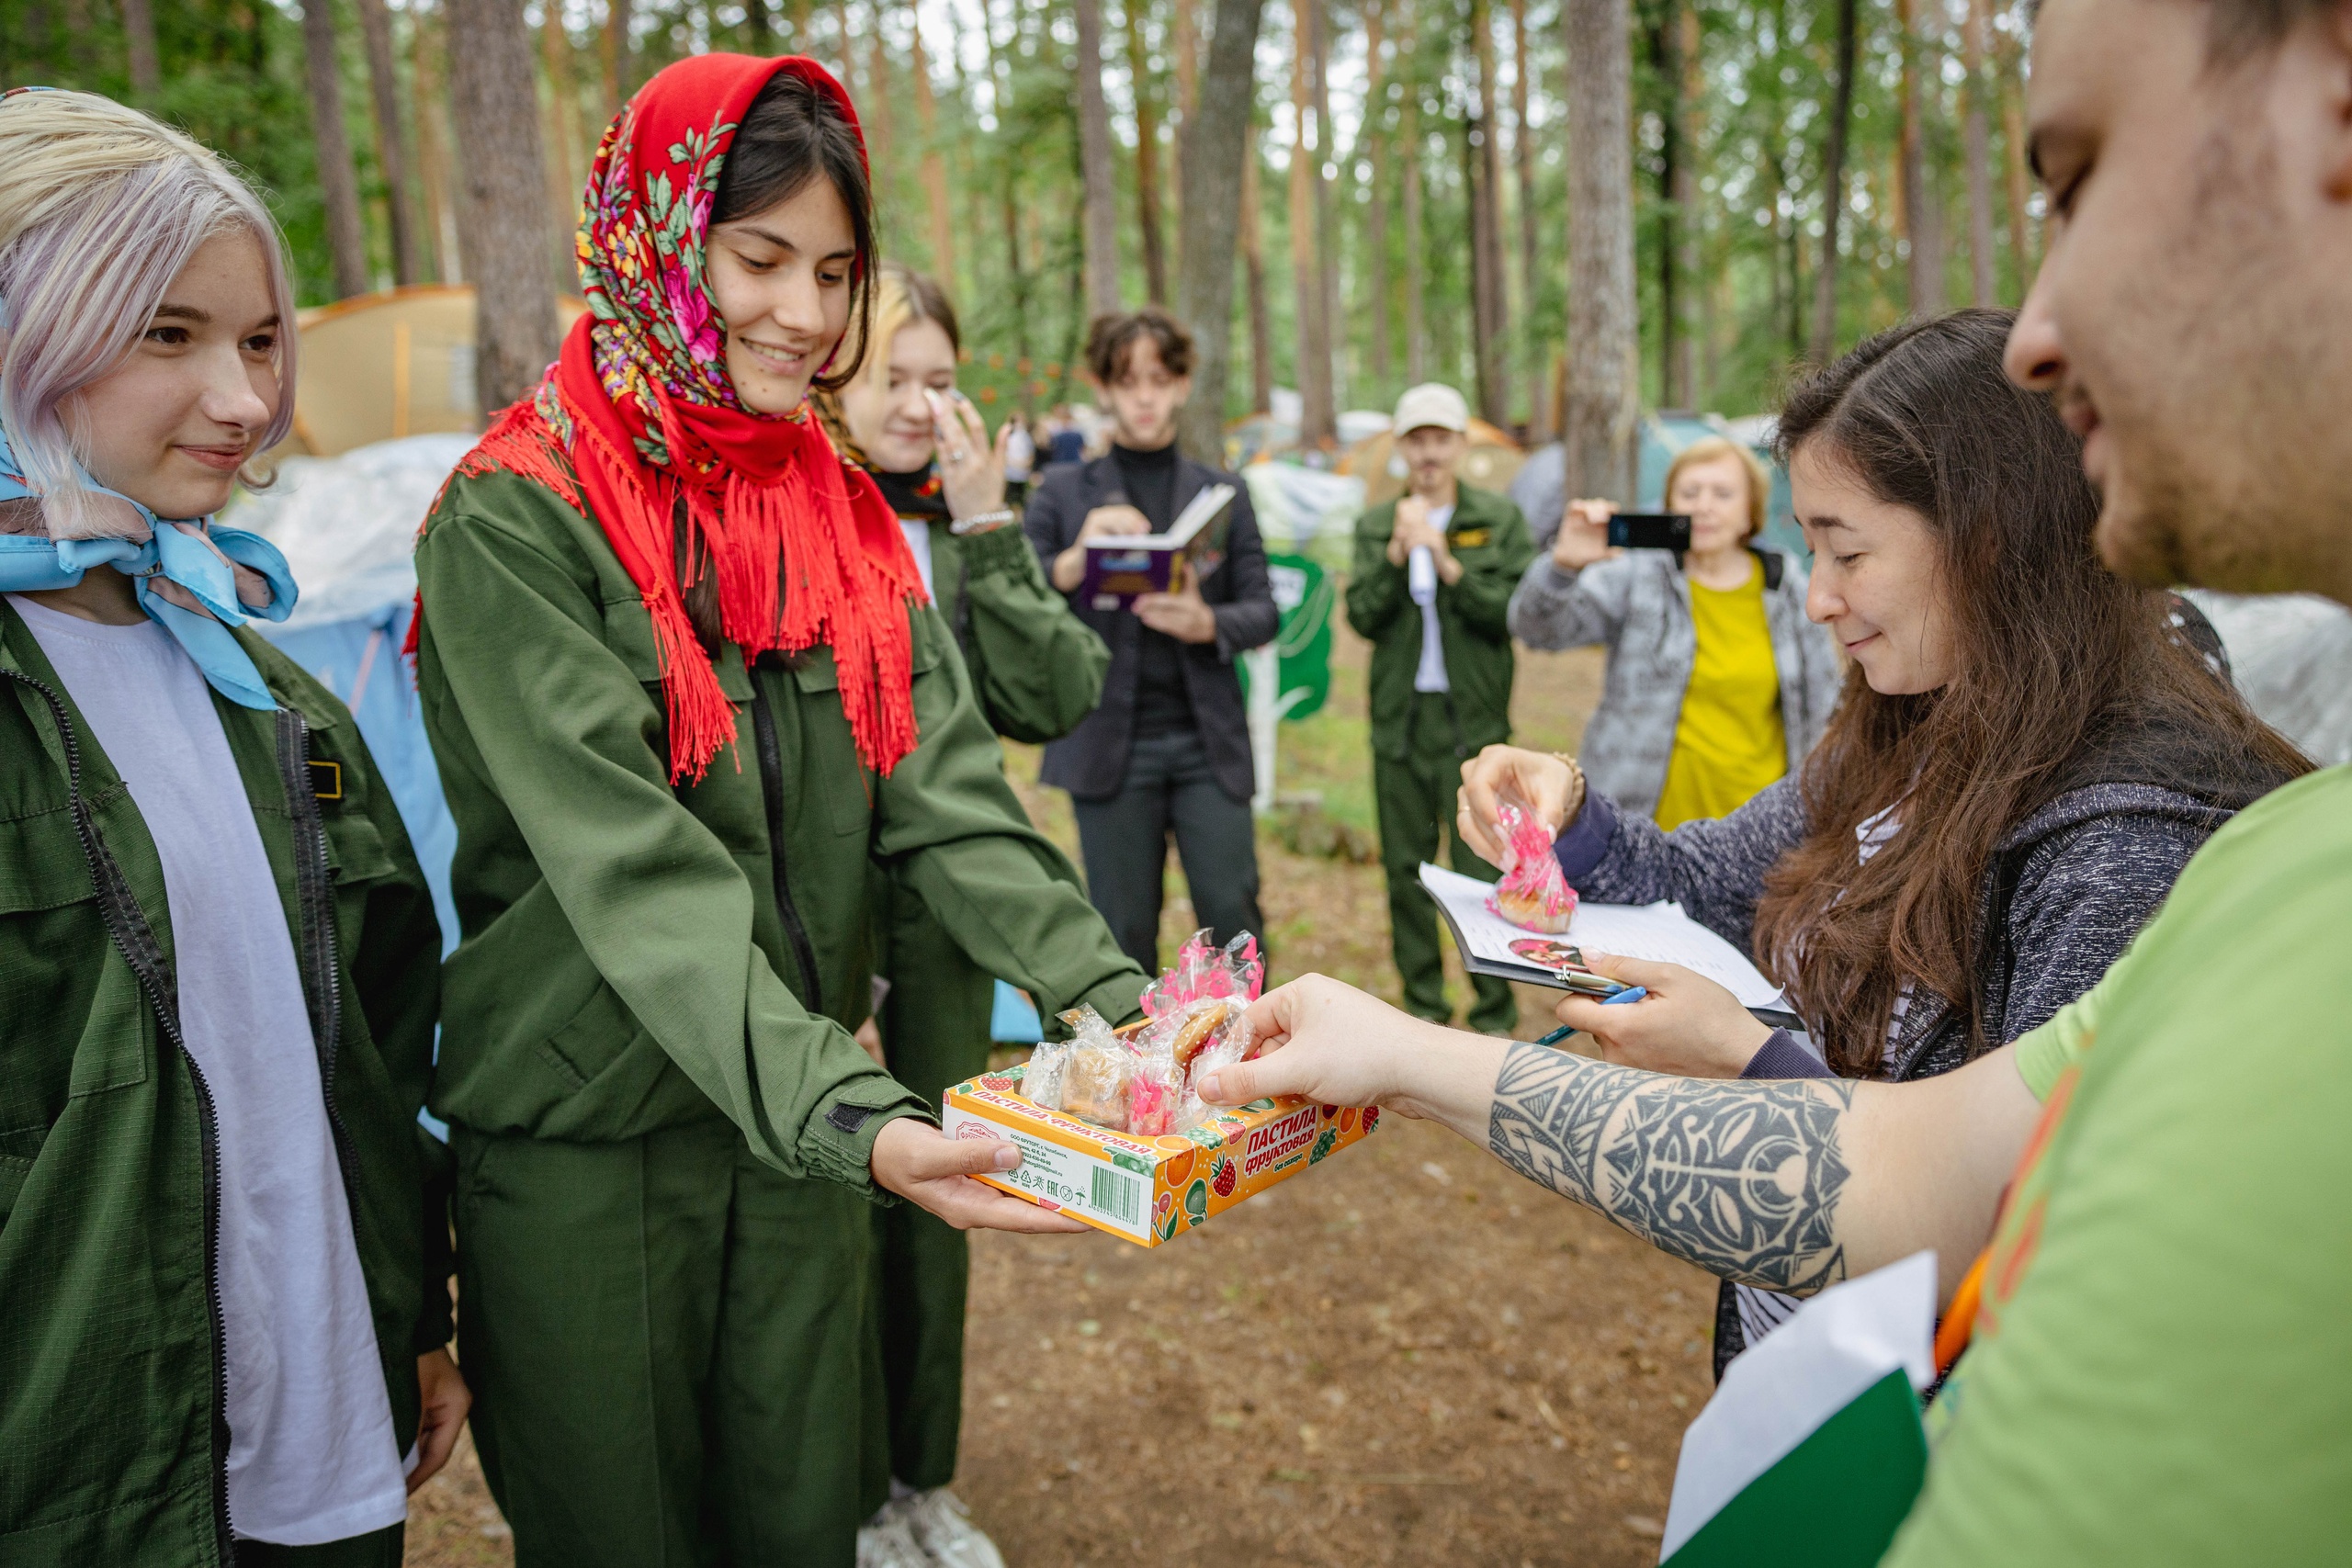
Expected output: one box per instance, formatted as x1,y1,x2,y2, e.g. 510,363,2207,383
442,53,923,783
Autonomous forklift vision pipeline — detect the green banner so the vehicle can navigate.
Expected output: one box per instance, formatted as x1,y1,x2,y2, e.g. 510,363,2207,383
1242,552,1333,722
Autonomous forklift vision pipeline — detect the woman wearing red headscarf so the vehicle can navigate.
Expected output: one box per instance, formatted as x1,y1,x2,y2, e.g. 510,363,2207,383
411,57,1145,1564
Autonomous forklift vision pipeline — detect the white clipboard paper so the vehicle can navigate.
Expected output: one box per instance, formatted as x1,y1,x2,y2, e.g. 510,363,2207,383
1418,862,1790,1014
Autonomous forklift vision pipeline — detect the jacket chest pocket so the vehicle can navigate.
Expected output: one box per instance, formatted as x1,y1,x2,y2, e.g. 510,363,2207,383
0,806,152,1172
788,615,948,839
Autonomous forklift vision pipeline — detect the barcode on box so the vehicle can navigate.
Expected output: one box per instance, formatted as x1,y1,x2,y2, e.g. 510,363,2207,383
1090,1165,1142,1226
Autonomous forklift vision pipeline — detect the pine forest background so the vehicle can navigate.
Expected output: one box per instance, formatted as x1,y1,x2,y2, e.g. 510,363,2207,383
2,0,2044,442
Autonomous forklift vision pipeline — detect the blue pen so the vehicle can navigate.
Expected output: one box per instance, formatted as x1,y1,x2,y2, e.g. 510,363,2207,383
1532,986,1648,1048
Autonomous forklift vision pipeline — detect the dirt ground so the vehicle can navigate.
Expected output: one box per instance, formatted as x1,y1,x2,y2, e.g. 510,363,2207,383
405,618,1726,1567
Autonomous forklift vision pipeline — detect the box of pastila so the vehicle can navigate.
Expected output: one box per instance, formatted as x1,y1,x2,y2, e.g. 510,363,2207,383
939,931,1379,1246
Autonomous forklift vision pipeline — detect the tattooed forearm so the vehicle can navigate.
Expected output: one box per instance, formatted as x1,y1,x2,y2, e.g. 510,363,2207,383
1487,1042,1856,1293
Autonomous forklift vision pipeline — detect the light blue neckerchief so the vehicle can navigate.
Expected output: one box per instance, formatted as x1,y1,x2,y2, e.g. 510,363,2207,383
0,423,298,709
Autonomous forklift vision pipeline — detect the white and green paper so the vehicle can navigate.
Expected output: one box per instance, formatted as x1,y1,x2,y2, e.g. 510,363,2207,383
1660,1251,1937,1567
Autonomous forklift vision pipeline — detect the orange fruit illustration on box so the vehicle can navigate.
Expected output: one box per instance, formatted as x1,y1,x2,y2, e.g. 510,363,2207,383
1340,1108,1359,1133
1162,1145,1197,1187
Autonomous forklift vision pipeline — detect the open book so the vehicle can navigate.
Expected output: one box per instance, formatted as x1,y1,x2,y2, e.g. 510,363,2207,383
1080,482,1237,609
1419,862,1795,1022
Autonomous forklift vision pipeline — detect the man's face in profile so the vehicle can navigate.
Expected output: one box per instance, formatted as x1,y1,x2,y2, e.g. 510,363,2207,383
2004,0,2352,606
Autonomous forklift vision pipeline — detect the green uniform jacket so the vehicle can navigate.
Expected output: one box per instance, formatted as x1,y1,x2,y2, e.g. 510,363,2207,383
920,519,1109,743
1345,483,1536,761
413,470,1146,1190
0,603,447,1566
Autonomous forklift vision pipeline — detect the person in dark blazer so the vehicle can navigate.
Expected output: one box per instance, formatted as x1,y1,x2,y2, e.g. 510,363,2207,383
1023,308,1280,973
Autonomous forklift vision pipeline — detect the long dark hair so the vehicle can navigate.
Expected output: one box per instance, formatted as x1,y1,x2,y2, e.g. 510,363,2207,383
1751,310,2309,1074
680,64,877,644
711,64,876,396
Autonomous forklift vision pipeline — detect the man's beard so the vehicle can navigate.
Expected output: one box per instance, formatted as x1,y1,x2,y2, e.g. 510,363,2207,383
2088,103,2329,595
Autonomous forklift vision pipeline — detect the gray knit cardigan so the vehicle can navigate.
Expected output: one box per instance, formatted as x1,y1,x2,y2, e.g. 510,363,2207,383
1554,772,2260,1081
1508,549,1847,817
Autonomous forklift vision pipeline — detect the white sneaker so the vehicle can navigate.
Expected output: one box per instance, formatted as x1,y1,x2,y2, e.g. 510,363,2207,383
856,1505,933,1568
898,1488,1008,1568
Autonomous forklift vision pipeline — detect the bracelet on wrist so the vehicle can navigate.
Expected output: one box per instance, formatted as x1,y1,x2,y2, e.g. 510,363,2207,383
950,508,1018,536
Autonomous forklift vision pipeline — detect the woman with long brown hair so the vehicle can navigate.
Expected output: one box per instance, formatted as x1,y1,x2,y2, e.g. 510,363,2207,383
1457,309,2307,1371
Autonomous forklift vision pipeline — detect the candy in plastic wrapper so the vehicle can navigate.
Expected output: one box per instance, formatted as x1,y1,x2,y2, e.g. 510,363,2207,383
1487,802,1578,933
1030,1006,1118,1115
1125,1056,1182,1135
1173,1005,1254,1134
1059,1046,1134,1130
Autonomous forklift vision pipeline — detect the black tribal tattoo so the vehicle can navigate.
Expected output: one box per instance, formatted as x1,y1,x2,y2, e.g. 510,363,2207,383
1487,1043,1856,1293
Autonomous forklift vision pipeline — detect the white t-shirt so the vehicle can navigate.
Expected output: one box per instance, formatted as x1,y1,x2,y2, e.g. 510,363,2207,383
9,596,409,1547
900,518,936,601
1409,502,1455,694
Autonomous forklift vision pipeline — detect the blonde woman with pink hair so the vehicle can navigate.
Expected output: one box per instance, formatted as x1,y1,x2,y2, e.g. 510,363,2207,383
0,87,464,1565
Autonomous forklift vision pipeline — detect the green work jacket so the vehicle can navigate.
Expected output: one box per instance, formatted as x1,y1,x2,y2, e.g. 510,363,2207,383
1345,482,1536,761
916,518,1109,744
413,469,1146,1190
0,603,447,1566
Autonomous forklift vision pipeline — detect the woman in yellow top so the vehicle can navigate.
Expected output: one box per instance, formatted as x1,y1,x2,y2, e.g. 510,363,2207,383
1507,436,1844,828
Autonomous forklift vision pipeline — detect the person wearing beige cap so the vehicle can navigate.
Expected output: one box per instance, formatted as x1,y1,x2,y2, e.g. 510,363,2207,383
1344,384,1534,1032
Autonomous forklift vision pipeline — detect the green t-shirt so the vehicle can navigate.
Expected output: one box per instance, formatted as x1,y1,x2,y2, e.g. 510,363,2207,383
1885,763,2352,1565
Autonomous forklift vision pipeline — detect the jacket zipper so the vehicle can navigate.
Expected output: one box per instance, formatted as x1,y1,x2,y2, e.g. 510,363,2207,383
276,708,363,1226
746,670,824,1015
4,670,236,1563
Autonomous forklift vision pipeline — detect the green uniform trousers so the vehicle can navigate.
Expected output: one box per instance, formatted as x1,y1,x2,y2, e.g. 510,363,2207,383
453,1121,877,1568
235,1525,403,1567
1374,693,1518,1033
870,871,999,1491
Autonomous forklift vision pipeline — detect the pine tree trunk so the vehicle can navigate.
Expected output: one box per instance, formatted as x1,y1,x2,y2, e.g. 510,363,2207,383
2001,31,2034,290
1560,0,1635,502
1510,0,1542,434
987,0,1032,361
1174,0,1268,458
1128,9,1169,303
302,0,374,299
1649,3,1681,408
1074,0,1123,317
412,6,455,281
354,0,423,286
1469,0,1510,423
1962,0,1996,304
1242,128,1273,414
1309,0,1340,417
1363,0,1392,390
539,4,583,296
1809,0,1858,363
911,16,957,290
1898,0,1942,315
446,0,560,412
1672,0,1700,405
865,9,893,188
1170,0,1199,231
119,0,161,98
603,0,633,120
1287,4,1331,443
1402,76,1426,385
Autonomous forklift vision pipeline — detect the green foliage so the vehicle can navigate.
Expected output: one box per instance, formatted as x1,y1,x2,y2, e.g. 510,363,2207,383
4,0,2043,421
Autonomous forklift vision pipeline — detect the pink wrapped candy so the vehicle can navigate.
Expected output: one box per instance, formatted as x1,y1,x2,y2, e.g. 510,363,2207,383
1486,802,1578,933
